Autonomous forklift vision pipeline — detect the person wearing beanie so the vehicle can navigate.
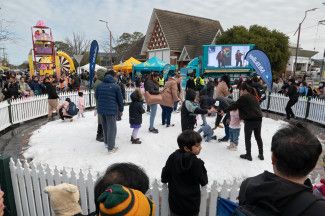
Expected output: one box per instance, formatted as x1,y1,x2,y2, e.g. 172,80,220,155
98,184,155,216
44,183,82,216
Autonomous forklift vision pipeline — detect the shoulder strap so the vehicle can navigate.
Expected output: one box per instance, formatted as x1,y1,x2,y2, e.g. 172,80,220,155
282,191,322,216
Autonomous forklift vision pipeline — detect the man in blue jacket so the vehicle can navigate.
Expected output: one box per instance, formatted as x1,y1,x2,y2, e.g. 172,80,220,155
95,70,124,152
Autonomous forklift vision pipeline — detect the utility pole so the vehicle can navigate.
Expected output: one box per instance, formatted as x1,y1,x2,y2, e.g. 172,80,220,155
110,31,112,67
293,8,318,77
99,19,113,68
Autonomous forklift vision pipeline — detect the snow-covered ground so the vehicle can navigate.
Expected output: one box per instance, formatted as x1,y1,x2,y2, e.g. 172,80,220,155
24,107,287,183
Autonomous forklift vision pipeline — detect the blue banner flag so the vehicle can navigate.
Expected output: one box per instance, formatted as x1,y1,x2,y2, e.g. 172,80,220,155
89,40,99,88
245,49,272,91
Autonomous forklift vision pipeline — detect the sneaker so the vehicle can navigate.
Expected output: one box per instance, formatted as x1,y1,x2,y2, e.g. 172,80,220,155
218,137,229,142
227,143,235,150
149,128,159,133
229,145,237,151
108,147,118,153
258,154,264,160
211,135,217,140
166,124,175,127
240,154,252,161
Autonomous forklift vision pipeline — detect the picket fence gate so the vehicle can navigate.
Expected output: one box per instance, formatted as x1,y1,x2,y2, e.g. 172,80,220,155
9,158,246,216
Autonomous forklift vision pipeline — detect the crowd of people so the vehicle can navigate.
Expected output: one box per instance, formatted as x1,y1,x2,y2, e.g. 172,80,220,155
0,70,84,101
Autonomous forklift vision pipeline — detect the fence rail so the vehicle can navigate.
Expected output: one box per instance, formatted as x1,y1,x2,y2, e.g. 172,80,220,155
1,89,325,134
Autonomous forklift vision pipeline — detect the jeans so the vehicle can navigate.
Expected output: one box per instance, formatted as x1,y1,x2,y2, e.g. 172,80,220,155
173,101,178,111
244,120,263,155
201,114,207,125
229,128,240,145
285,98,298,119
149,104,158,129
100,115,117,150
215,112,230,140
161,105,173,125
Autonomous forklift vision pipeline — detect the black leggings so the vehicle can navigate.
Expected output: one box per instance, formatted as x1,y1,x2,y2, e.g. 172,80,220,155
285,98,298,119
244,120,263,156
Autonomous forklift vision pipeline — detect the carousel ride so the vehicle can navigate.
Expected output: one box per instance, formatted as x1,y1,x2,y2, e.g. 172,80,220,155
29,20,75,77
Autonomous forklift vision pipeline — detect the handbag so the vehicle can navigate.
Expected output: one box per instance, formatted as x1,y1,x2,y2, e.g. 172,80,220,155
144,91,162,105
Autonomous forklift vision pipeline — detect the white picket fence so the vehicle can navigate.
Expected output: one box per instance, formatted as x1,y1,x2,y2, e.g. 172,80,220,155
0,89,134,133
9,159,244,216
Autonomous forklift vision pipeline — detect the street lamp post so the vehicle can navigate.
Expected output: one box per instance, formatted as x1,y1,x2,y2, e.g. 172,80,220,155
293,8,318,76
99,19,113,67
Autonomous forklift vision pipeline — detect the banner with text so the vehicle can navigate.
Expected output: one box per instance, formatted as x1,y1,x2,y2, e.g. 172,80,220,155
245,49,272,91
89,40,99,88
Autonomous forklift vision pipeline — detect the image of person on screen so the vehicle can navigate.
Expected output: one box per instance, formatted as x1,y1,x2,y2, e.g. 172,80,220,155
217,50,225,67
235,50,244,67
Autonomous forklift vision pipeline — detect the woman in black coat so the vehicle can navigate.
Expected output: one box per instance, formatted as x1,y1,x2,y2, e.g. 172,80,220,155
129,89,145,144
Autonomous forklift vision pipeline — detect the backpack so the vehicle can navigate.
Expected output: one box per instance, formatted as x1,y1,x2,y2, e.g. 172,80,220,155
232,191,323,216
67,102,79,116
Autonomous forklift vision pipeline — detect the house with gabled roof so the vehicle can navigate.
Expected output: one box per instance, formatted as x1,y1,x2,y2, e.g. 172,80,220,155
140,8,223,67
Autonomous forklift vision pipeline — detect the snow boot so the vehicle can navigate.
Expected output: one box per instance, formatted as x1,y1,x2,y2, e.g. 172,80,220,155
130,136,140,142
132,139,142,144
240,154,252,161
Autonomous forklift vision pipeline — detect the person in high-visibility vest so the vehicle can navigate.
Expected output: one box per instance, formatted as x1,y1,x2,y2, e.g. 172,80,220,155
158,75,165,87
194,75,204,91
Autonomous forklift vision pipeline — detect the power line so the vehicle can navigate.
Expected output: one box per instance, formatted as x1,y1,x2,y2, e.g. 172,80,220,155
286,24,318,36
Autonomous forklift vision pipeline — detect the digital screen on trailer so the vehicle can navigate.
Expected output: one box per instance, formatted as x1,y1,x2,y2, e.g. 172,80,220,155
206,45,254,69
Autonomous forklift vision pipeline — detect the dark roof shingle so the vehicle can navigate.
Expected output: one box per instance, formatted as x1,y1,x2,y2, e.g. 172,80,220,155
154,9,223,51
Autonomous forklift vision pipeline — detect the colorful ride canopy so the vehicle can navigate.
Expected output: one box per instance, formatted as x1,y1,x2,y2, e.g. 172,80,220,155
113,57,141,73
133,56,175,72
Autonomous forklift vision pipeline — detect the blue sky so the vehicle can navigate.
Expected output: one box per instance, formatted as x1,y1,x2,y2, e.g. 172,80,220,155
1,0,325,65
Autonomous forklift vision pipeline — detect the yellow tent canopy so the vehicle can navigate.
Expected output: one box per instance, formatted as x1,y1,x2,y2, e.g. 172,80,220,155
113,57,141,73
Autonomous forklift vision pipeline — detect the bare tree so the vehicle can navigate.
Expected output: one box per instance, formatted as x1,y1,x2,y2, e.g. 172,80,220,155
65,32,90,55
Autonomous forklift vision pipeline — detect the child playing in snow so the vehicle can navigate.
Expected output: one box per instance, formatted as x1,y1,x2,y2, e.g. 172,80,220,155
181,89,214,131
77,91,85,118
227,109,241,151
129,88,145,144
161,130,208,216
197,124,217,142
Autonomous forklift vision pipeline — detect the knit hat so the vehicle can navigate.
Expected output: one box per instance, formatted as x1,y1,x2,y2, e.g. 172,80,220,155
44,183,82,216
98,184,155,216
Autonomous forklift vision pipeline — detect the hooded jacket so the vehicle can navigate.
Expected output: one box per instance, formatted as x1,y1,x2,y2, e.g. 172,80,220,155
129,92,145,125
95,75,124,116
239,171,325,216
227,93,262,121
161,150,208,215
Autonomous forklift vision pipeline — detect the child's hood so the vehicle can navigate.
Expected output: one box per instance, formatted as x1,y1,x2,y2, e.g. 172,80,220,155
130,91,143,102
174,150,198,173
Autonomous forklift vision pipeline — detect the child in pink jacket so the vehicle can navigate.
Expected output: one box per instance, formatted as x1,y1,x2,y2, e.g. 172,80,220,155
77,92,85,118
227,109,241,151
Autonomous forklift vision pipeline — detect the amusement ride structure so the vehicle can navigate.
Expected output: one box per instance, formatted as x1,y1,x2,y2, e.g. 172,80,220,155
29,21,75,77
